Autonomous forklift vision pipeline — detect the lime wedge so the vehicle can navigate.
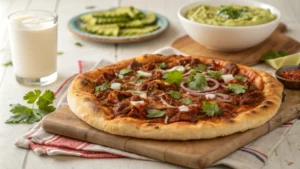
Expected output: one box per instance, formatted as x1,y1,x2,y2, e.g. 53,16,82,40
265,53,300,69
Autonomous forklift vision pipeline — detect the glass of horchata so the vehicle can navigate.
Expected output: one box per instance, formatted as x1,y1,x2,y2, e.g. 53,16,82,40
8,10,58,86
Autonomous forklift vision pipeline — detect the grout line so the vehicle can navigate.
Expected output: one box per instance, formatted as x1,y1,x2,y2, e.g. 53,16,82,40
21,150,30,169
25,0,33,10
114,0,120,62
54,0,61,12
114,44,118,62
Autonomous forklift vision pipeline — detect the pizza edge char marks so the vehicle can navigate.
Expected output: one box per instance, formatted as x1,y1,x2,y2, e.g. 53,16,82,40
67,54,283,140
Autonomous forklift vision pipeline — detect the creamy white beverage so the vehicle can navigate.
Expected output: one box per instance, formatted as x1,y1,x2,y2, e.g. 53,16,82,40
8,10,58,86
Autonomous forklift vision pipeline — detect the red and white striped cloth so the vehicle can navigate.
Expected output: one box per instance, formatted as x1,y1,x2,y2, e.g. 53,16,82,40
15,47,297,169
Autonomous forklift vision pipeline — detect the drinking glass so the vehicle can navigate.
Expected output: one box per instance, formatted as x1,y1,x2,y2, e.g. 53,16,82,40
8,10,58,86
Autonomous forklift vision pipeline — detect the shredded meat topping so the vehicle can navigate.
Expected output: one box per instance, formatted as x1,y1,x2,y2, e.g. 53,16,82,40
225,63,239,75
93,56,264,123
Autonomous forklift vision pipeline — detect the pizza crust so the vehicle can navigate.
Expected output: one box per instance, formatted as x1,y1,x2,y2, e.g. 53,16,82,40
67,54,283,140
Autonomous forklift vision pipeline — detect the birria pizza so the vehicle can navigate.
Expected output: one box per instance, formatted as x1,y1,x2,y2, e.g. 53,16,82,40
67,54,283,140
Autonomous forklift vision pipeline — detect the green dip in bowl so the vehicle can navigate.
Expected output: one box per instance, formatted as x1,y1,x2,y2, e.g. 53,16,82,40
186,5,277,27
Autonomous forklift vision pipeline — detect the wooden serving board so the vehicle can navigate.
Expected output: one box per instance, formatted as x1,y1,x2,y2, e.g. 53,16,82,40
172,23,300,66
42,89,300,169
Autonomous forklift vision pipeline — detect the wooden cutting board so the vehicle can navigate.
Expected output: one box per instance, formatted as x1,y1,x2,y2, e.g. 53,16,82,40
172,23,300,66
42,89,300,169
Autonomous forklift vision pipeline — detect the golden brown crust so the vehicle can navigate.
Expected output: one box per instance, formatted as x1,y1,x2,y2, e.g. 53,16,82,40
67,54,283,140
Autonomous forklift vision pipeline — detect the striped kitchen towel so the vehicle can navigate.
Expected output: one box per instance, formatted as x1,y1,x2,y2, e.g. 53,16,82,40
15,47,297,169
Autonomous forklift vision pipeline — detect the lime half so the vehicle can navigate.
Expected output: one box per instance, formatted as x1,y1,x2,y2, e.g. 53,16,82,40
265,53,300,69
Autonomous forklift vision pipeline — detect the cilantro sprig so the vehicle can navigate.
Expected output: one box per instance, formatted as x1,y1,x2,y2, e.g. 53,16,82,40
205,70,224,79
202,101,222,116
181,98,191,105
119,68,132,75
261,50,288,60
146,109,165,118
196,63,206,71
234,75,247,82
95,83,110,92
5,90,56,124
159,62,166,69
163,70,183,85
188,73,207,91
228,84,248,94
168,90,181,99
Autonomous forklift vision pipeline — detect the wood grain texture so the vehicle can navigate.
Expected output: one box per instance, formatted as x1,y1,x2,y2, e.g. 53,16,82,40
172,23,300,66
42,89,300,169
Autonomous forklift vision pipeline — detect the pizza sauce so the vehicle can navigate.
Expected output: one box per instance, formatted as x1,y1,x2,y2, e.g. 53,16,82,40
92,56,265,124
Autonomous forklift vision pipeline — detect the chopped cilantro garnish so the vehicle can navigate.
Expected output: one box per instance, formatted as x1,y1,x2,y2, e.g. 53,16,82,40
5,90,56,124
119,68,132,75
205,70,224,79
75,42,83,47
228,84,248,94
95,83,110,92
127,90,140,95
196,63,206,71
3,61,12,67
261,50,288,60
234,75,247,82
146,109,165,118
181,98,191,105
163,70,183,85
188,73,207,91
168,90,181,99
202,101,222,116
136,79,145,83
159,62,166,69
57,51,64,55
217,5,245,19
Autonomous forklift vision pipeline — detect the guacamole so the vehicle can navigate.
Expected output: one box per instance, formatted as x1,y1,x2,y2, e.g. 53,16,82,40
186,5,277,26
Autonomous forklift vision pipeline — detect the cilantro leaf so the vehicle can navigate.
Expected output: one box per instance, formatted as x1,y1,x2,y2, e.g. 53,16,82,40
9,104,32,114
136,79,145,83
205,70,224,79
196,63,206,71
228,84,248,94
5,113,32,124
75,42,83,47
163,70,183,85
3,61,13,67
24,90,42,104
57,51,64,55
146,109,165,118
159,62,166,69
202,101,222,116
5,90,56,124
188,73,207,91
36,90,56,112
181,98,191,105
95,83,110,92
235,75,247,82
119,68,132,75
168,90,181,99
261,50,288,60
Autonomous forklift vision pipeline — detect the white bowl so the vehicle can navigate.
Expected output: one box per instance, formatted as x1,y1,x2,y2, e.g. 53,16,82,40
178,0,281,51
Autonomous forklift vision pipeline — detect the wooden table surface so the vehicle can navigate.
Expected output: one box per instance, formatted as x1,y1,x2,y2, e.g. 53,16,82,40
0,0,299,169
